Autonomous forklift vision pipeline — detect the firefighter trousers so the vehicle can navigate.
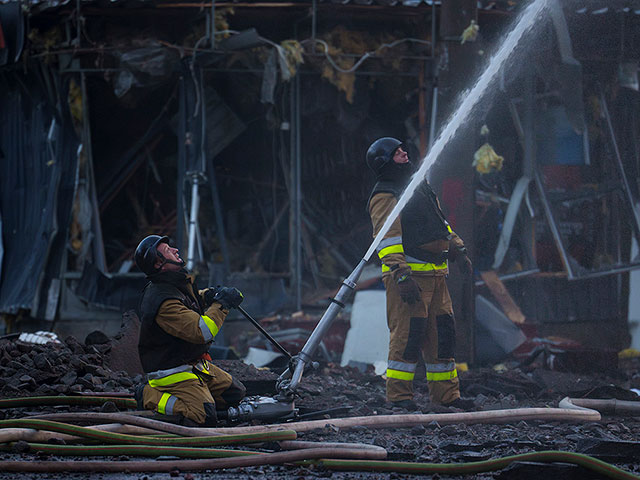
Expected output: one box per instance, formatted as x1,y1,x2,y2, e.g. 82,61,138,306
141,363,246,425
383,275,460,405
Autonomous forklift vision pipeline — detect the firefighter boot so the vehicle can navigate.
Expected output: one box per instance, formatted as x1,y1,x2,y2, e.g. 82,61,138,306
442,397,477,411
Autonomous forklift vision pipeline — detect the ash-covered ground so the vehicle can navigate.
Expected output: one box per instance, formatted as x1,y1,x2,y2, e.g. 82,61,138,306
1,333,640,480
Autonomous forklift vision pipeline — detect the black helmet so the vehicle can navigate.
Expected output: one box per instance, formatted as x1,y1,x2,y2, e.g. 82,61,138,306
366,137,403,174
134,235,170,276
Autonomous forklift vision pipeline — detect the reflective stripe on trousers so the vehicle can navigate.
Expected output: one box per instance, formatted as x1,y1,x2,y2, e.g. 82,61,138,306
426,361,458,382
147,364,199,388
386,360,416,381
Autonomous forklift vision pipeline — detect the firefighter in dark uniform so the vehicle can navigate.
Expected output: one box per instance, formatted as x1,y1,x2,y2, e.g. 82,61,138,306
134,234,246,426
366,137,474,410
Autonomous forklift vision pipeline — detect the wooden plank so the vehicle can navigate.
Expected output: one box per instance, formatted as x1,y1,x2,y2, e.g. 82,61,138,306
480,270,526,325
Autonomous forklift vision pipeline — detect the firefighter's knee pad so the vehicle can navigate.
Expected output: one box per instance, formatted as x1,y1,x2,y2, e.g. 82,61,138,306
436,313,456,358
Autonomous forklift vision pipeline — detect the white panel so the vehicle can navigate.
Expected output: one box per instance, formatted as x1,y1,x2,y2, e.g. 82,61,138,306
340,290,389,368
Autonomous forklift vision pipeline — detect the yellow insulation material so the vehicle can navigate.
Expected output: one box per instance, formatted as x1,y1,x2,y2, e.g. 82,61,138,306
280,39,304,77
473,143,504,174
316,26,399,103
68,79,83,126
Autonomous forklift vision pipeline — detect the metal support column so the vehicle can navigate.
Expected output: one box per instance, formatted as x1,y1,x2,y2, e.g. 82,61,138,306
428,1,438,150
311,0,317,42
289,78,302,310
210,0,216,48
521,66,537,270
185,172,201,271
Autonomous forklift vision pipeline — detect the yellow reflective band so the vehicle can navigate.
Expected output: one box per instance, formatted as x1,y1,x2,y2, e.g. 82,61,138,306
148,371,199,387
426,368,458,382
447,224,453,233
410,262,448,272
378,244,404,259
201,315,219,338
382,262,448,273
157,393,172,414
386,369,415,381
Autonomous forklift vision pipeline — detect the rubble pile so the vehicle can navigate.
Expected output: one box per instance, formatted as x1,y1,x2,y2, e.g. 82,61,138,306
0,337,287,400
0,331,640,479
0,336,137,398
294,357,640,415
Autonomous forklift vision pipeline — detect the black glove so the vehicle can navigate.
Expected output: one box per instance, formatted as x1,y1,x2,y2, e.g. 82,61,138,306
396,275,421,305
204,286,244,310
458,255,473,275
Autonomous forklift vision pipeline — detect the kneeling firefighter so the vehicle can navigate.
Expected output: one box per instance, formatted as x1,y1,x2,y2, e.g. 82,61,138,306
134,234,246,426
366,137,474,410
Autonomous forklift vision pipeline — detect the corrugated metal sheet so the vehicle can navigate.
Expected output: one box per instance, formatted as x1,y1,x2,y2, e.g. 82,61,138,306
0,71,79,318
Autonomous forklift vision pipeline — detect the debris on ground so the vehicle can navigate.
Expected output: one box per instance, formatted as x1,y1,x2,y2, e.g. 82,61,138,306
1,320,640,479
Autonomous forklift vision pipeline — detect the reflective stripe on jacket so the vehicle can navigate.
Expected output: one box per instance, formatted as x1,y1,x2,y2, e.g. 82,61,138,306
370,192,465,279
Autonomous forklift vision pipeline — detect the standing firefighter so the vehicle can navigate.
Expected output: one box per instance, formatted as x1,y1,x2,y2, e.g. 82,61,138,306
366,137,474,410
134,234,246,426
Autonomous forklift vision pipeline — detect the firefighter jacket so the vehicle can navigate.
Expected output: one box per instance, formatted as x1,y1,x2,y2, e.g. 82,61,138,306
369,179,466,282
138,270,227,374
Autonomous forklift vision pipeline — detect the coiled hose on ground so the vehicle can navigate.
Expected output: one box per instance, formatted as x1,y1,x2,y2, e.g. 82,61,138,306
0,446,635,477
30,411,222,437
0,447,386,472
317,451,640,479
0,440,385,459
560,396,640,415
0,419,296,446
165,405,603,435
0,395,638,477
0,395,604,435
0,442,262,458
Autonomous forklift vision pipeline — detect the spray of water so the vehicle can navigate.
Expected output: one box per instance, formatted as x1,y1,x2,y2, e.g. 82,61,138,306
284,0,554,392
363,0,550,262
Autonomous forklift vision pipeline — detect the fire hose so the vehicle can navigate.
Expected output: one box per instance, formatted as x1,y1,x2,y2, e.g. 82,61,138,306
0,447,634,478
0,407,601,446
0,402,638,477
0,419,296,446
29,412,224,437
560,397,640,415
0,442,262,458
140,406,602,435
318,451,640,479
0,440,385,458
0,447,385,473
0,396,137,410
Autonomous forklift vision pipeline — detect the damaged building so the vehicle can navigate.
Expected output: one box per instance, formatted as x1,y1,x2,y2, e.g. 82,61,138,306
1,0,640,477
1,0,640,362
